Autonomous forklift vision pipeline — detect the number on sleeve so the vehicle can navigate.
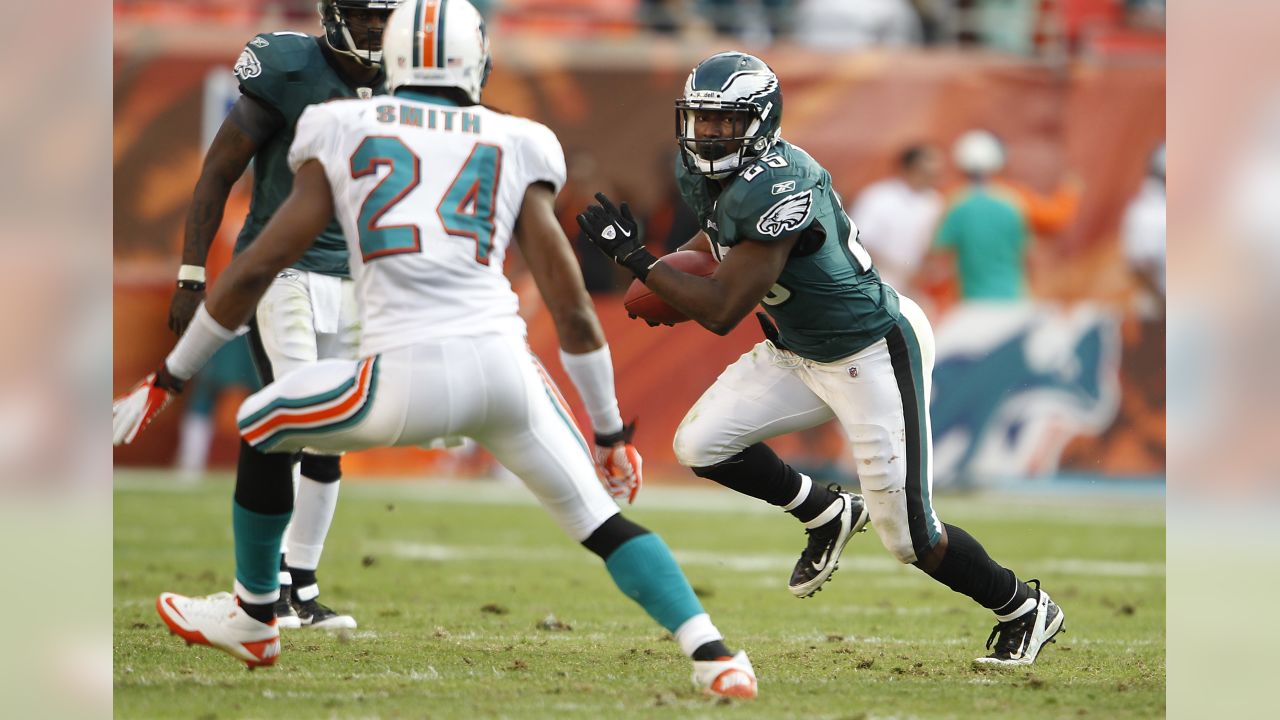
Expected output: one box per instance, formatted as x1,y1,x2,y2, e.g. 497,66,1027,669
350,136,421,261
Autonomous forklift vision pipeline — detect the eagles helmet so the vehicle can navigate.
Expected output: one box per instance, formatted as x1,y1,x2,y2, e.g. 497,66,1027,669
383,0,492,104
676,52,784,178
319,1,402,67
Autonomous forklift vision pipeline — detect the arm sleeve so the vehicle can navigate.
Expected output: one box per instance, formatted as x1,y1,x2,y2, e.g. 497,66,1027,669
726,173,820,245
233,36,285,114
518,121,568,195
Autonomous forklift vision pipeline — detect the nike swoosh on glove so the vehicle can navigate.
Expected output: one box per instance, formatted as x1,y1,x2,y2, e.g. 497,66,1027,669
594,421,643,504
113,372,177,446
576,193,657,281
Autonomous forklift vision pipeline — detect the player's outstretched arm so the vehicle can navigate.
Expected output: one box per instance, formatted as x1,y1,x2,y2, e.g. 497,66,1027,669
515,183,643,503
169,96,282,335
113,161,332,447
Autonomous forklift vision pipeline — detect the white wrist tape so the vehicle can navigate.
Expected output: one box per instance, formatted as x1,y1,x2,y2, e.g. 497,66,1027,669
165,303,237,380
560,344,624,437
177,264,207,283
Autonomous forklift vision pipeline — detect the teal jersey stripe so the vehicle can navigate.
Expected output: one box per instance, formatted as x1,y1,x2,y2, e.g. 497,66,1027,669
541,386,591,460
255,357,381,451
238,367,362,429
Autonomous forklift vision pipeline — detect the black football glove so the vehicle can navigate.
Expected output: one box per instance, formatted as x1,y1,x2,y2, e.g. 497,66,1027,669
576,193,658,281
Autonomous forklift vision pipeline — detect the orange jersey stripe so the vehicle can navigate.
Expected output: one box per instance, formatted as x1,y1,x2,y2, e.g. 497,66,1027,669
243,359,374,444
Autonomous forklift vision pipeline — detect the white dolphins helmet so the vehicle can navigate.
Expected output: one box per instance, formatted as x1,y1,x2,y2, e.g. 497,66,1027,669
383,0,492,103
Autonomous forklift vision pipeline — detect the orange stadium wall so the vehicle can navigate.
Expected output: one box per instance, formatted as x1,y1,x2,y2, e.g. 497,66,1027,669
113,41,1164,481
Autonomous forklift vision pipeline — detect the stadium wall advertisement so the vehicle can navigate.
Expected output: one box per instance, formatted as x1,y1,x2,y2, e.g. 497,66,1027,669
113,41,1164,483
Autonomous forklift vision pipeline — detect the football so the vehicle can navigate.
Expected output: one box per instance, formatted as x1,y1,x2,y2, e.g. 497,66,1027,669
623,250,719,326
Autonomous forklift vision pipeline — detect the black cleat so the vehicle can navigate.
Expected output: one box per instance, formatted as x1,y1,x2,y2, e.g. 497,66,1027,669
274,584,301,629
788,490,870,598
974,579,1066,666
293,596,357,630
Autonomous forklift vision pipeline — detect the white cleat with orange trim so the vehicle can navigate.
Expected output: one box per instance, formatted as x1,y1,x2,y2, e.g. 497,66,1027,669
156,592,280,668
692,650,758,699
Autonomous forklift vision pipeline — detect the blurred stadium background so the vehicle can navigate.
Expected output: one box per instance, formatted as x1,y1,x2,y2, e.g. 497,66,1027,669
113,0,1165,491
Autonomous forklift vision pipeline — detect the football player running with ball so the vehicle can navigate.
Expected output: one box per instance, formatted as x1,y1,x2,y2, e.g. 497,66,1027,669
165,0,408,631
114,1,756,697
578,51,1065,666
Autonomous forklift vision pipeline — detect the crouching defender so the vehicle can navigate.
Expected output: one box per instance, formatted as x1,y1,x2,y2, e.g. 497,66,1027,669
113,1,755,697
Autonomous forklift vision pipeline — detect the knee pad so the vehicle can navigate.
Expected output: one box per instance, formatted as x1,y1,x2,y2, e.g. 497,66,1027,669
673,419,737,469
872,521,919,564
862,487,919,564
300,453,342,483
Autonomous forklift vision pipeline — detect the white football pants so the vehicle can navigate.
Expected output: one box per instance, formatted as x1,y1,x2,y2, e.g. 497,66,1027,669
673,295,944,564
236,333,620,542
249,269,360,572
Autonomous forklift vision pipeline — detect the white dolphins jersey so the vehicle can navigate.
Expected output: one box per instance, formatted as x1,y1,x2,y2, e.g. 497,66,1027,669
288,93,566,357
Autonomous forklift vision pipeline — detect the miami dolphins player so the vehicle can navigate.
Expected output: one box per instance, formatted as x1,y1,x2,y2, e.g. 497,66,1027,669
578,51,1066,666
165,0,402,630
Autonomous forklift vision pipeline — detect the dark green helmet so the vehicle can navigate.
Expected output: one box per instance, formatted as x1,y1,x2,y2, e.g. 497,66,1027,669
675,51,783,178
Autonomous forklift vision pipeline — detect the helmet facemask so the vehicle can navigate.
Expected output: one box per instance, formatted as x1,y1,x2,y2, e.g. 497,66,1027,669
320,1,399,67
675,100,768,179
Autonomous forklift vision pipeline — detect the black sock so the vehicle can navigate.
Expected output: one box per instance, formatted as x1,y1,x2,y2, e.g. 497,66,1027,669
692,443,839,523
240,599,275,624
919,523,1032,614
692,640,733,661
289,567,317,592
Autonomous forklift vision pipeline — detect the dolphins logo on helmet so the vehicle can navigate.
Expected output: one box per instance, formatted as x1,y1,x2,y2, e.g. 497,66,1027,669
676,52,784,178
382,0,492,104
319,1,403,67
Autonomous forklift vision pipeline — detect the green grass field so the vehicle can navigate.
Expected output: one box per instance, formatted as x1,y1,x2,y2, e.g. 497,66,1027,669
114,472,1165,719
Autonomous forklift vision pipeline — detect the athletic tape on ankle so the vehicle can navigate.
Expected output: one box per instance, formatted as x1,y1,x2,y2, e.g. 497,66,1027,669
674,613,723,658
294,583,320,602
781,473,813,511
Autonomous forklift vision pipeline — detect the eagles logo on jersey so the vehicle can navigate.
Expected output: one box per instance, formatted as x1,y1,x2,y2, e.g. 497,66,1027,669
756,190,813,237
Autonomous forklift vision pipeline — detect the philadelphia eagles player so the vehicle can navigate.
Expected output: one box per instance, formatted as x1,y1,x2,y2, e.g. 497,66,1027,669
578,51,1066,666
166,0,402,630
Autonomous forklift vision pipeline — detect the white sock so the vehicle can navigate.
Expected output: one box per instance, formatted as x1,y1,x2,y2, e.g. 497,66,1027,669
284,476,340,570
675,613,724,659
176,413,213,477
235,579,278,605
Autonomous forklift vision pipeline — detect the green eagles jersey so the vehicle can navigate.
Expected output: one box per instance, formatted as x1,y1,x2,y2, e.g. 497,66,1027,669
676,140,899,362
232,32,385,278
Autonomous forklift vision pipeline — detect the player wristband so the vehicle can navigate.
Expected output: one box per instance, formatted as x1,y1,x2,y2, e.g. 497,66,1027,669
560,345,624,437
177,265,207,291
620,247,659,282
164,303,237,381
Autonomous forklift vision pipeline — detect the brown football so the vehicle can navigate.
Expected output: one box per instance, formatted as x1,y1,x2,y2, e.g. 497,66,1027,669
623,250,719,326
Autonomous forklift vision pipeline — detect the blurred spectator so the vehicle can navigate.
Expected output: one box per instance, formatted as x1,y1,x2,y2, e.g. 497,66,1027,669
793,0,922,50
927,130,1032,301
847,143,944,293
701,0,795,43
1123,142,1165,314
557,152,625,292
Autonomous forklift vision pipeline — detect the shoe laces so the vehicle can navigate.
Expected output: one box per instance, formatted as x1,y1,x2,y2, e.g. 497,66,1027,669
182,592,238,620
985,579,1041,654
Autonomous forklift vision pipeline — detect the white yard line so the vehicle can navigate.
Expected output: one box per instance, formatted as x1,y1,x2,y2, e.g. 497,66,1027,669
379,540,1163,578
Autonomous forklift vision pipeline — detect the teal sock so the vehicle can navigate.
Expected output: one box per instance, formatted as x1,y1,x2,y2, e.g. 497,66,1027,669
604,533,705,632
232,500,291,596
